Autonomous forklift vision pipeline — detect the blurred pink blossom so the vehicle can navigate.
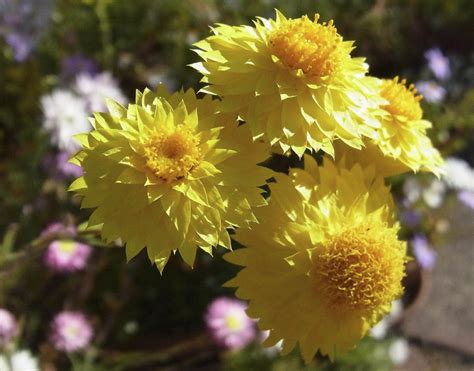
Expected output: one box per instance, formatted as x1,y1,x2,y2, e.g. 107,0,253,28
44,240,92,273
205,297,256,350
50,311,93,352
0,308,18,346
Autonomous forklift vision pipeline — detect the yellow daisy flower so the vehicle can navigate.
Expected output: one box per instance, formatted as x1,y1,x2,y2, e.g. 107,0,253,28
225,156,406,362
69,85,272,272
335,76,444,176
191,10,384,157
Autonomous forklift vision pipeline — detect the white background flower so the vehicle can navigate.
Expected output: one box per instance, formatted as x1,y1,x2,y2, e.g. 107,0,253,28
41,89,90,152
0,350,39,371
443,158,474,192
370,300,403,339
422,179,447,208
389,338,410,365
75,72,127,112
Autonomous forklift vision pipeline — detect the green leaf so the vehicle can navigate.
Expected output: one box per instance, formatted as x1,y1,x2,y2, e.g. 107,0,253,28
0,224,19,258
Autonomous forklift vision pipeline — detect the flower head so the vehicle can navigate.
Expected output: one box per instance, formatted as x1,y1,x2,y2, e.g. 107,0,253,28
75,72,127,113
0,0,53,62
425,48,451,80
5,33,33,62
0,309,18,346
335,77,444,176
458,190,474,209
422,178,446,208
402,177,422,205
43,152,84,180
69,85,271,271
41,89,90,152
62,55,98,78
399,210,422,227
50,311,93,352
205,297,256,350
415,81,446,104
55,152,84,178
411,234,437,270
389,338,410,365
192,10,384,156
442,157,474,192
268,15,346,78
0,350,39,371
44,240,92,273
225,156,407,362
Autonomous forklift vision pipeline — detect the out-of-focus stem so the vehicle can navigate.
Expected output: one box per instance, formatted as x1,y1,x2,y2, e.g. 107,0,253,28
95,0,114,70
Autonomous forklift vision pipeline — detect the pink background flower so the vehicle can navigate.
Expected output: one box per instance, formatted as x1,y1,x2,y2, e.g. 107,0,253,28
50,311,93,352
44,240,92,273
205,297,256,350
0,308,18,346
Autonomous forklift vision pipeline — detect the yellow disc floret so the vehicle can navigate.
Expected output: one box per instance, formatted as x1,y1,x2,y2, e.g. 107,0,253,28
225,314,243,330
57,240,76,253
269,14,346,78
143,126,202,183
312,221,405,312
380,77,423,121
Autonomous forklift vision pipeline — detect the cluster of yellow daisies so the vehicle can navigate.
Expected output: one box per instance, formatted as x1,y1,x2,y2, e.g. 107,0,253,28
70,10,443,362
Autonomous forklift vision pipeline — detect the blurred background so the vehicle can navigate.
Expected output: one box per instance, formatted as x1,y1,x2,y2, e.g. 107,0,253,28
0,0,473,370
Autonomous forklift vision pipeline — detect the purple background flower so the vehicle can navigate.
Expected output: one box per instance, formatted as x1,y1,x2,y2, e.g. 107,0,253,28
56,152,84,178
411,234,437,270
0,0,54,62
62,55,99,78
42,152,84,180
415,81,446,103
399,210,422,228
5,32,33,62
458,191,474,209
424,48,451,80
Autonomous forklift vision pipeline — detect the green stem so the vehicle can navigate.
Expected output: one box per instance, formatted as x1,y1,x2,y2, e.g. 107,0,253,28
0,347,18,371
95,0,114,70
68,352,82,371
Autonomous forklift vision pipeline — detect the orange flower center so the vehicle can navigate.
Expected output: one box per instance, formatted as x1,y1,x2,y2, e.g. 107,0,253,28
269,14,346,78
381,77,423,121
312,222,405,312
143,126,201,183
